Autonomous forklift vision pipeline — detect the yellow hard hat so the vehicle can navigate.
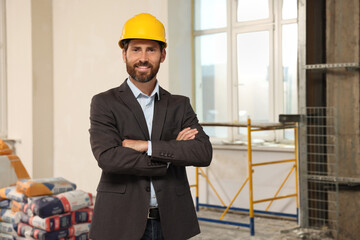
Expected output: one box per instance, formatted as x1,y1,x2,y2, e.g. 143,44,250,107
119,13,167,48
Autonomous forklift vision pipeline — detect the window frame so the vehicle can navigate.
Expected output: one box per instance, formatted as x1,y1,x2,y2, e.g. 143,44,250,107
193,0,299,143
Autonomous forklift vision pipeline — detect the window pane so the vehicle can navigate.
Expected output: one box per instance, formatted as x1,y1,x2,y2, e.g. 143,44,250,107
283,24,298,140
194,0,227,31
237,31,269,124
282,24,298,115
195,33,228,138
282,0,297,20
237,0,269,22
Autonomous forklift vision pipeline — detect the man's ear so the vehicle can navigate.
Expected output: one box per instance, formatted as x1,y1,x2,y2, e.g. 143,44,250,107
122,49,126,63
160,48,166,63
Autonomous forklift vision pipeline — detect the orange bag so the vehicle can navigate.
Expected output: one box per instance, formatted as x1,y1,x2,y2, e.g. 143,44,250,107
0,139,12,155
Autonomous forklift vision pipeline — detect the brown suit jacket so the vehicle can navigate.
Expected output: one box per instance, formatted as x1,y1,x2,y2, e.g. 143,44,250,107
89,80,212,240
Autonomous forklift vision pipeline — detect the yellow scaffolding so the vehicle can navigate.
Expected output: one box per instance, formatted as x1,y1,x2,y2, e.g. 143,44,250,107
194,119,299,236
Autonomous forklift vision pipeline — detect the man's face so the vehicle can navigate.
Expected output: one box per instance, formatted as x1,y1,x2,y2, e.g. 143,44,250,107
123,39,166,83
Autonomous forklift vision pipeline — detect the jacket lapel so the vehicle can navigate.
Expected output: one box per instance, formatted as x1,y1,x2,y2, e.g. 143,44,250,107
151,87,168,141
118,81,150,140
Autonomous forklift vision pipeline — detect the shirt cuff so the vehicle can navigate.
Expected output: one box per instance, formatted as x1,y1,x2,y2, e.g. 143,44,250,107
147,141,152,156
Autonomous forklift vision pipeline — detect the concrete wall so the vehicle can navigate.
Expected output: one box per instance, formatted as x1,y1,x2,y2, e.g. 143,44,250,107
326,1,360,239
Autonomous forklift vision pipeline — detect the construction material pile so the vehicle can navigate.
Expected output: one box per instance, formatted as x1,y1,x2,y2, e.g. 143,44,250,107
0,140,30,188
0,177,93,240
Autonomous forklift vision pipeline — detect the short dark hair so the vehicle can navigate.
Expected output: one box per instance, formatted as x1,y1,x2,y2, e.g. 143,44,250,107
121,39,166,52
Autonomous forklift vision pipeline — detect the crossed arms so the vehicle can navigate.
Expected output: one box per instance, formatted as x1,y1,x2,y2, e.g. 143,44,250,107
122,127,198,152
89,93,212,176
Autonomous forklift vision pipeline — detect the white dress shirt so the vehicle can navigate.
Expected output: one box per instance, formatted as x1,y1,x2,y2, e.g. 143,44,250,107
127,78,159,207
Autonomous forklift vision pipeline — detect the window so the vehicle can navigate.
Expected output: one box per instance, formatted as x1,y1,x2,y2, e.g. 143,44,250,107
194,0,298,142
0,0,7,138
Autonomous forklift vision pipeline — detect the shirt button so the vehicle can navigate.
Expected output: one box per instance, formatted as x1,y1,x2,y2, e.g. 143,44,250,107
145,187,150,192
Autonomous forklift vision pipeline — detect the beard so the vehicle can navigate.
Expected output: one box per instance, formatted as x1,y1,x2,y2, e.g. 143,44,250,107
126,59,161,83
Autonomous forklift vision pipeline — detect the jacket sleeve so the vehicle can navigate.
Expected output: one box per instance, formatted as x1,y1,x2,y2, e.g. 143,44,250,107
151,97,212,167
89,94,167,176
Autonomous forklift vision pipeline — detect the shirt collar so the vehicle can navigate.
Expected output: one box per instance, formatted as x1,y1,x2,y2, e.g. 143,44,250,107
126,78,160,100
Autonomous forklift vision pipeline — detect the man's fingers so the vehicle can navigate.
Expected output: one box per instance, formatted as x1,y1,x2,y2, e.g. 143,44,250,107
182,129,198,139
177,128,190,140
176,128,198,141
122,139,148,152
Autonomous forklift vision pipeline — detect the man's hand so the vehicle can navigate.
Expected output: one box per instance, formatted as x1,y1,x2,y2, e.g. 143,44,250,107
123,127,197,152
176,127,198,141
122,139,148,152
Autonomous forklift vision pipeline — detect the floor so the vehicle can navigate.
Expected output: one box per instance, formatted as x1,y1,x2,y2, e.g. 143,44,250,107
191,209,334,240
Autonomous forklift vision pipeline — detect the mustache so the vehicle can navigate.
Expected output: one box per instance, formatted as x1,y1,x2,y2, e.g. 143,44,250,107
135,61,152,67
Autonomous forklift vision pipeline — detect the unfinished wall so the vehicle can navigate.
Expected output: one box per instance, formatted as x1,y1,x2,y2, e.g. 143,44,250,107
31,0,54,179
326,0,360,239
6,0,33,175
6,0,299,218
5,0,169,192
6,0,55,180
52,0,169,194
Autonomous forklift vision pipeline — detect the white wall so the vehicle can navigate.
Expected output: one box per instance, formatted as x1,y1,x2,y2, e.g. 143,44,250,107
51,0,169,194
6,0,33,175
6,0,169,194
5,0,297,215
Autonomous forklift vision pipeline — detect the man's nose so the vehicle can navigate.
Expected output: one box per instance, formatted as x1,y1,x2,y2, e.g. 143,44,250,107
139,51,148,62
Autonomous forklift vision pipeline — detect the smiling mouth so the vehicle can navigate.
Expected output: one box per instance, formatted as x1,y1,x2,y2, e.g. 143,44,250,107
135,65,151,73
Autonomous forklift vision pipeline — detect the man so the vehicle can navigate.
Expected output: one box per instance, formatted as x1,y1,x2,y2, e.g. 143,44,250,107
89,13,212,240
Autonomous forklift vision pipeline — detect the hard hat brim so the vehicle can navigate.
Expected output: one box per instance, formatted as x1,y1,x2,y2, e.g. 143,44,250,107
118,38,167,49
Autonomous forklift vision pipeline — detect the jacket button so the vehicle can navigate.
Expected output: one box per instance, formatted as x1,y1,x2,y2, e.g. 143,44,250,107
145,187,150,192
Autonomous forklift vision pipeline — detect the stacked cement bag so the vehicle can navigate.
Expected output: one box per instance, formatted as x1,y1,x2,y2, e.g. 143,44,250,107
0,177,93,240
0,185,23,240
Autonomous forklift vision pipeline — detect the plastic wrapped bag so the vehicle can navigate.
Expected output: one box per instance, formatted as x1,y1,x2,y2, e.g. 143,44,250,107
16,178,76,197
0,222,17,236
10,201,24,213
0,209,20,224
71,208,93,224
0,187,27,203
27,191,93,218
0,200,11,209
0,232,16,240
17,223,90,240
20,212,72,232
